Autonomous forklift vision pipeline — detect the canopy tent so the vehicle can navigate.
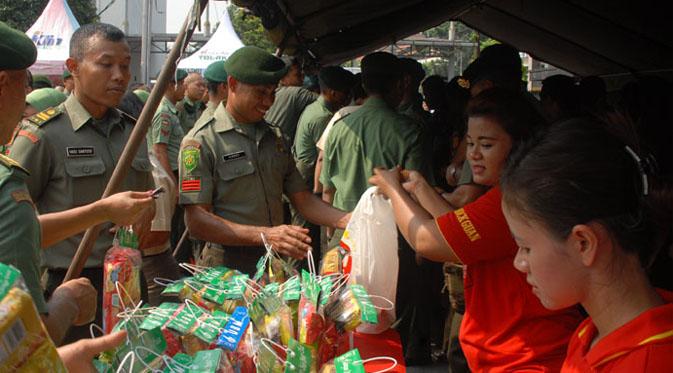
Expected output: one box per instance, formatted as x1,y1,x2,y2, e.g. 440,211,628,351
232,0,672,81
177,8,244,73
26,0,80,76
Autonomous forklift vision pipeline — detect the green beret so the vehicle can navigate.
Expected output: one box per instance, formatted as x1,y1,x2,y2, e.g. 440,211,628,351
204,60,228,83
26,88,67,112
0,21,37,70
175,68,188,81
62,70,72,80
318,66,355,92
133,89,150,104
361,52,401,76
224,46,288,85
32,74,53,89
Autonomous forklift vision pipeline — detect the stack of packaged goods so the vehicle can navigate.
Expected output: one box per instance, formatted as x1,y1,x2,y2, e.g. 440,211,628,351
94,245,397,372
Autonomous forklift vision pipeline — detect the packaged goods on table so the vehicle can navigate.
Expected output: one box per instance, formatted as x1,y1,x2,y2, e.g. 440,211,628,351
103,227,142,333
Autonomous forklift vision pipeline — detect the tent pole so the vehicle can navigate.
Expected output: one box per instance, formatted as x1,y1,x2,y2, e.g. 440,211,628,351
140,0,152,85
63,0,210,283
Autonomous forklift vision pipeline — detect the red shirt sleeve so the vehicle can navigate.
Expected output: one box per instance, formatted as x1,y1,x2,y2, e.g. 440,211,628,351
435,186,518,265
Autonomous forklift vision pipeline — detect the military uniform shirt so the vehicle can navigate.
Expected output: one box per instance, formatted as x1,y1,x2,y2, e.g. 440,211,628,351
0,154,47,313
320,97,426,211
9,94,154,269
293,96,334,186
179,104,307,227
198,101,220,123
149,97,184,171
177,97,205,133
264,86,318,142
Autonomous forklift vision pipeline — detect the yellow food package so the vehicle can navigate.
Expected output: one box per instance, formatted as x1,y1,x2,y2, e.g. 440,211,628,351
0,263,66,372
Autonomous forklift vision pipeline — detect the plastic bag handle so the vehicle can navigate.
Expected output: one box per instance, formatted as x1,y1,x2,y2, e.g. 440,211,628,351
361,357,398,373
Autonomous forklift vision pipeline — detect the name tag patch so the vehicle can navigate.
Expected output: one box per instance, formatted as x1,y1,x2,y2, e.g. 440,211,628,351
222,151,246,162
66,146,95,158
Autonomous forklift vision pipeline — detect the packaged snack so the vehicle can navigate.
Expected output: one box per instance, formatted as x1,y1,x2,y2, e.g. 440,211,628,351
190,348,234,373
0,263,66,372
103,227,142,333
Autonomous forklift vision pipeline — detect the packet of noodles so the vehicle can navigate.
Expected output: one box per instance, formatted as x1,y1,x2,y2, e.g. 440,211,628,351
0,263,66,372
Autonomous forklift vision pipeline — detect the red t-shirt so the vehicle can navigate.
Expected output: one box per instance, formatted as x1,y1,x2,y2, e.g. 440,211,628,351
436,186,583,372
562,290,673,372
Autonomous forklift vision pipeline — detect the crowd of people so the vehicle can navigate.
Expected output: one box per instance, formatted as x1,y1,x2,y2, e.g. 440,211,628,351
0,18,671,372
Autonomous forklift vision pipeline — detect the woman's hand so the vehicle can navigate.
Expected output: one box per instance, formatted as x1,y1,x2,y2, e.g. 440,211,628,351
400,169,429,196
369,166,403,197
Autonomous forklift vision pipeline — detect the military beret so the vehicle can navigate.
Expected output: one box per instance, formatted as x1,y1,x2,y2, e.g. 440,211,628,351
175,68,188,81
361,52,401,76
32,74,53,89
399,58,426,82
133,89,150,104
62,70,72,80
224,46,288,85
0,21,37,70
463,44,521,85
204,60,228,83
318,66,355,93
25,88,67,112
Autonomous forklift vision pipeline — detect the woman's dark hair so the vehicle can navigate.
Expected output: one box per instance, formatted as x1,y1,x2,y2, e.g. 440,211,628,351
465,87,546,153
502,118,672,281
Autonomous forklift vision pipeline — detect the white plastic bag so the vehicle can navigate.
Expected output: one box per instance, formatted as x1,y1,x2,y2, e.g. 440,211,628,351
340,186,398,334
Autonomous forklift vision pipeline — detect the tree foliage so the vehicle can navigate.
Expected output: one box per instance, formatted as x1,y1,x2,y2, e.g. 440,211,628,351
228,5,275,53
0,0,98,32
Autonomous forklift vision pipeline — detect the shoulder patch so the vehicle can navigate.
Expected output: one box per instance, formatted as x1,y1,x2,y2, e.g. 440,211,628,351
0,154,28,173
11,190,33,205
27,106,62,127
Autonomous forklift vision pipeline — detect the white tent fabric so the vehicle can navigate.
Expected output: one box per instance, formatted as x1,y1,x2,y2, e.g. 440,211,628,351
178,9,244,73
26,0,80,76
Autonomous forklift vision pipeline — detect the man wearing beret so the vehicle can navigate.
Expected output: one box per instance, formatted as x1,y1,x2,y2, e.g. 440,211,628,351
178,46,350,275
200,60,228,121
9,23,156,342
62,69,74,95
24,87,68,118
264,56,318,143
177,72,207,133
292,65,355,254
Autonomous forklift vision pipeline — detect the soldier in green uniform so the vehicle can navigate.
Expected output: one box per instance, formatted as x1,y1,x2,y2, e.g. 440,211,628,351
200,60,228,121
292,66,354,254
264,56,318,143
177,72,206,133
178,46,350,275
23,87,68,118
9,23,156,342
320,52,427,214
0,21,154,344
149,68,187,182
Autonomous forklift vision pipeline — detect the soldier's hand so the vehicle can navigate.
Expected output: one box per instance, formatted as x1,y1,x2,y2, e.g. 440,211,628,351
57,330,127,373
265,225,312,259
53,278,97,326
98,191,155,226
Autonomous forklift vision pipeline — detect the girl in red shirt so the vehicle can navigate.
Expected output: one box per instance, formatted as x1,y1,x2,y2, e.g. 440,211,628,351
500,119,673,372
370,88,583,371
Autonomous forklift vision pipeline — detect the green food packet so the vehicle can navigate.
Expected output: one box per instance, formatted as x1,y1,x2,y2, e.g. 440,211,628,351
351,284,378,324
285,338,313,373
161,279,187,296
140,302,180,330
189,349,225,373
167,304,203,334
334,349,365,373
282,276,301,301
301,270,320,305
193,310,230,343
164,353,193,373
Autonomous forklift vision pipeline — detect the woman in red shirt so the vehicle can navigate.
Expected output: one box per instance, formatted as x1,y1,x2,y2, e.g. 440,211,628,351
500,119,672,372
370,88,583,371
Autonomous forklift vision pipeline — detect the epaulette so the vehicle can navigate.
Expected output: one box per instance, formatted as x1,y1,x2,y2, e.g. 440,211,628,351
26,106,62,127
116,109,138,125
0,154,28,173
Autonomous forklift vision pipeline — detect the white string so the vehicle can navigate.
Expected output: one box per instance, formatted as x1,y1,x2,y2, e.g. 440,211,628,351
89,323,105,339
115,281,140,311
368,295,395,311
307,250,316,275
152,277,177,287
162,353,192,373
178,262,208,275
259,338,288,365
361,357,398,373
115,351,136,373
277,274,299,291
